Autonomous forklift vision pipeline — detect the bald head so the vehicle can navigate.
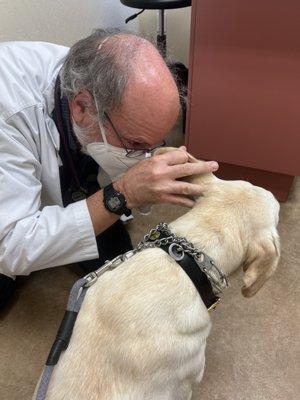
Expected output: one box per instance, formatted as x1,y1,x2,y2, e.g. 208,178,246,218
63,29,180,148
109,34,180,146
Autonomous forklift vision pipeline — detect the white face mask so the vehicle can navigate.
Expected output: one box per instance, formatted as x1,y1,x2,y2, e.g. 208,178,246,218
85,139,149,182
86,138,153,215
84,107,151,182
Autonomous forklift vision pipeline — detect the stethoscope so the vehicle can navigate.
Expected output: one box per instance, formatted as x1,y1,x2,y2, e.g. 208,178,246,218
53,76,88,201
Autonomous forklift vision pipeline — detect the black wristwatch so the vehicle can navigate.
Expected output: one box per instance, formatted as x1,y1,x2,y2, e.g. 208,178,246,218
103,183,131,217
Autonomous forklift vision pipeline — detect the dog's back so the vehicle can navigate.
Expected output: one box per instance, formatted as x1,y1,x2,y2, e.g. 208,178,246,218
42,175,280,399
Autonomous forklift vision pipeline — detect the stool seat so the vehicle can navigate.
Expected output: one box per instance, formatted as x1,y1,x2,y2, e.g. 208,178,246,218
121,0,191,10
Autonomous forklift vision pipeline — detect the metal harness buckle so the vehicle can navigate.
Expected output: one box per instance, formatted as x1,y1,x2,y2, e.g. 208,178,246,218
207,297,221,312
84,271,98,288
83,251,138,288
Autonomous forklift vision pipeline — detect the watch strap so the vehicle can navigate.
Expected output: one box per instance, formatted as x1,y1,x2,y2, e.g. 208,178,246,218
103,183,131,216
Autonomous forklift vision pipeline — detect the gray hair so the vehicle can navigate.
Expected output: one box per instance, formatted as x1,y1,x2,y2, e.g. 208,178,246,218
60,28,142,122
60,28,184,145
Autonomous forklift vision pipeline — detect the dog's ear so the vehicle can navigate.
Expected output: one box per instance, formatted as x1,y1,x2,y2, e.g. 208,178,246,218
154,146,199,163
242,231,280,297
154,146,177,156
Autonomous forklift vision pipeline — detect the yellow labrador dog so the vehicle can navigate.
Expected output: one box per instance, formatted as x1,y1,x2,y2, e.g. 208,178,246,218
40,149,280,400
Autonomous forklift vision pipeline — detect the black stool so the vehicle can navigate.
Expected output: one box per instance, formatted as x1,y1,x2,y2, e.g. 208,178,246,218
121,1,191,56
121,0,191,132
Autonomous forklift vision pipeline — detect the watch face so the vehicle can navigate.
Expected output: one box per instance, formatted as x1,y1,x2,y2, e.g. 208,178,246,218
108,196,122,210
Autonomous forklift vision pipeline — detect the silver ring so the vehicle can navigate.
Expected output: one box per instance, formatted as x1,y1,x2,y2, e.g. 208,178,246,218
168,243,185,261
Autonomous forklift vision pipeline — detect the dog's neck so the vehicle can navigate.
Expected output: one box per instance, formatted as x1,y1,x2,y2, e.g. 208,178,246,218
169,175,244,279
190,172,219,186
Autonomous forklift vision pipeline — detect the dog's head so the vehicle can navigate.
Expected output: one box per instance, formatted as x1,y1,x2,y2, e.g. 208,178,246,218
154,146,215,185
154,146,280,297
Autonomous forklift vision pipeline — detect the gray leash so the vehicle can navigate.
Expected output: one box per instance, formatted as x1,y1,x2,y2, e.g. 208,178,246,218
36,277,88,400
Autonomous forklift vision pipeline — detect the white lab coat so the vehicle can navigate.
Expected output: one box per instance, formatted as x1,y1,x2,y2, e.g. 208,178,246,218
0,41,98,277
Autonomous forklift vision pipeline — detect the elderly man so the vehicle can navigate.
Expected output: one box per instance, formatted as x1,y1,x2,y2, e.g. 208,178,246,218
0,29,218,309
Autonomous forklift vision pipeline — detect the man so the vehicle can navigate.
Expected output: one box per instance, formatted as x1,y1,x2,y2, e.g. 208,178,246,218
0,29,219,309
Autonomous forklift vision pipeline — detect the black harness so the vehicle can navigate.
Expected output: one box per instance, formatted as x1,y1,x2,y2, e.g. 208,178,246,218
138,224,226,310
158,236,220,309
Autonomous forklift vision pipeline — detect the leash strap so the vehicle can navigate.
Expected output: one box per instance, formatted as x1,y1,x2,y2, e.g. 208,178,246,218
36,278,88,400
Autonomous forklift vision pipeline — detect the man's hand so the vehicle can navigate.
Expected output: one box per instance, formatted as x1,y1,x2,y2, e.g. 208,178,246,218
114,146,219,208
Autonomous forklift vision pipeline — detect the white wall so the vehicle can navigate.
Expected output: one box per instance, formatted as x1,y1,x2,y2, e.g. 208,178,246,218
138,7,191,66
0,0,190,63
0,0,138,46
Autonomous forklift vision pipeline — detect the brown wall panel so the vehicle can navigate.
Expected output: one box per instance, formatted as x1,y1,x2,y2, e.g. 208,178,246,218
186,0,300,177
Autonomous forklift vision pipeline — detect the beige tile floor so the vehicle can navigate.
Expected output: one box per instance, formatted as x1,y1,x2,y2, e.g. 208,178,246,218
0,127,299,399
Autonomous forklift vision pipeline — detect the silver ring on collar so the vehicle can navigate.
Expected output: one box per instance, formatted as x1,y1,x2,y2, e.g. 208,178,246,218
168,243,185,261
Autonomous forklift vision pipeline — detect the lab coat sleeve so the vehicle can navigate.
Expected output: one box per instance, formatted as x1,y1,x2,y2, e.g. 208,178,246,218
0,119,99,276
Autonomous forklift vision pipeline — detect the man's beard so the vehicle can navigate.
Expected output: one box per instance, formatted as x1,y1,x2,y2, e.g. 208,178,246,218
72,121,94,148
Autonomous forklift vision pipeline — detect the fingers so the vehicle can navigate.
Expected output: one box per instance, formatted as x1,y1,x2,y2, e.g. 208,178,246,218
187,153,198,163
156,148,189,166
119,146,218,209
154,148,218,176
170,160,219,179
161,194,195,208
168,181,206,196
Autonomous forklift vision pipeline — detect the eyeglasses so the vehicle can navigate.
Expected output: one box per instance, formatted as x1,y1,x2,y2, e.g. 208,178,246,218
104,112,166,158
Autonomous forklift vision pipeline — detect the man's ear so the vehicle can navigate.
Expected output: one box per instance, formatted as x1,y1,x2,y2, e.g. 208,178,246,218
242,231,280,297
69,90,95,125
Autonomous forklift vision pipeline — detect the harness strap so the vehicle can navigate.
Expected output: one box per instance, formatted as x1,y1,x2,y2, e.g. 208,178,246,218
141,223,226,310
36,278,88,400
160,243,219,309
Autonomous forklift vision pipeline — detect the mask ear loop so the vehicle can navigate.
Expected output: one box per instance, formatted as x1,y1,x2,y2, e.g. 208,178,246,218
93,93,108,146
95,37,111,146
98,120,108,146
